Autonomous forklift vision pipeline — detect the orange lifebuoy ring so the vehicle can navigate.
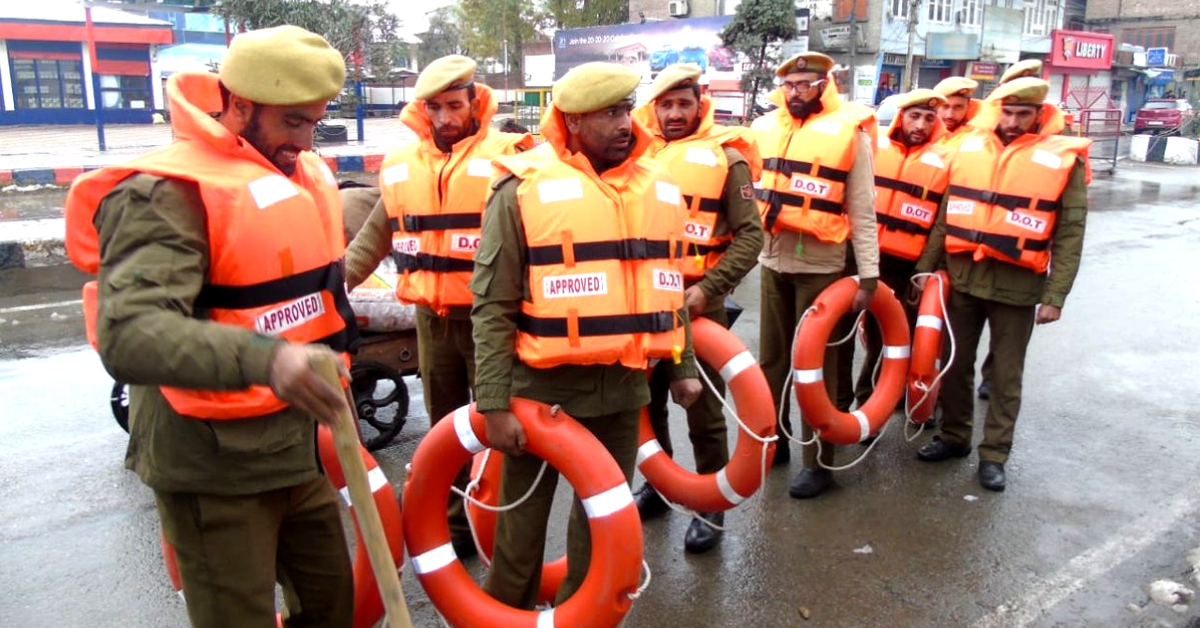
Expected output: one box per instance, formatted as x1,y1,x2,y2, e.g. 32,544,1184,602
403,399,642,628
464,450,568,604
907,271,950,424
792,277,911,445
158,426,404,628
636,317,776,511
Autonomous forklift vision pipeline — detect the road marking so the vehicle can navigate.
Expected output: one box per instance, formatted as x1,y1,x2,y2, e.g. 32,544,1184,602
0,299,82,315
970,494,1199,628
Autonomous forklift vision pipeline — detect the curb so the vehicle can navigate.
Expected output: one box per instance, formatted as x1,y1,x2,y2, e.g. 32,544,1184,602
0,153,388,271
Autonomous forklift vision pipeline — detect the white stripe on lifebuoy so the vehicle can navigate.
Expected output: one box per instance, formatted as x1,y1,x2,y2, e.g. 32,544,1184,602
715,468,748,506
536,609,555,628
852,410,871,442
454,405,486,454
581,484,633,519
719,350,756,382
637,439,663,464
793,367,824,384
339,466,389,506
916,314,943,330
412,543,456,575
883,345,911,359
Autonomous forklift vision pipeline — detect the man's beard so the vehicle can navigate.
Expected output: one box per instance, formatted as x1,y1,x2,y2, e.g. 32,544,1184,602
243,109,301,176
787,98,823,121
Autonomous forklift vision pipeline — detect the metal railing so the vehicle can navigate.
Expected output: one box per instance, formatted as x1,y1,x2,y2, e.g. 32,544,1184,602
1078,108,1122,175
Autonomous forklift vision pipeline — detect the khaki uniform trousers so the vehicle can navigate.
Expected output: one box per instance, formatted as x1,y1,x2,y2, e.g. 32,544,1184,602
759,267,842,468
155,477,353,628
936,288,1036,463
647,305,731,476
482,409,640,609
854,256,918,406
415,305,475,543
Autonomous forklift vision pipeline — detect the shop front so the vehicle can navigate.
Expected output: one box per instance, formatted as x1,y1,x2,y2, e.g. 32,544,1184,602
1046,29,1115,113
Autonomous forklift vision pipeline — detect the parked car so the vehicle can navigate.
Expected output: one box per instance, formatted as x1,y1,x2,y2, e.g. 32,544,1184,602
679,46,708,71
1134,99,1197,136
649,46,680,72
874,93,904,129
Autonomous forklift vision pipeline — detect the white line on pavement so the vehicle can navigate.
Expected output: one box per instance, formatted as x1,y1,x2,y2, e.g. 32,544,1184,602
0,299,82,315
970,493,1199,628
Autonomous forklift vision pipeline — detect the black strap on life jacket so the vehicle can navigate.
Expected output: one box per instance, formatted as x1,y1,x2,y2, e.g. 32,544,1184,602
518,311,676,337
875,175,945,205
875,212,934,235
390,251,476,273
944,224,1051,262
947,185,1060,212
755,188,844,232
527,238,683,266
388,212,482,233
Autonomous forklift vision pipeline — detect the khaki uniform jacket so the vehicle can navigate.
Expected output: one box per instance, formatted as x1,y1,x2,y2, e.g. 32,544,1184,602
96,175,321,495
470,176,699,419
757,128,880,290
915,157,1088,307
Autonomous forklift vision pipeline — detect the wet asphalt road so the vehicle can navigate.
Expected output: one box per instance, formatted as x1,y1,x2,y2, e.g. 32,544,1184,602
2,161,1199,628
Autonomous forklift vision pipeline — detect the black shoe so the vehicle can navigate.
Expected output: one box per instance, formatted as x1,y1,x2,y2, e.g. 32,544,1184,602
684,512,724,554
788,468,833,499
451,536,478,560
772,442,791,466
977,380,991,400
916,437,971,462
632,482,669,520
978,461,1006,492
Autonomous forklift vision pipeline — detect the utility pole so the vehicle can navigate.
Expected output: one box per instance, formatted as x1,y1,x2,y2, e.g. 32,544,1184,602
849,0,857,100
84,3,107,152
902,0,919,90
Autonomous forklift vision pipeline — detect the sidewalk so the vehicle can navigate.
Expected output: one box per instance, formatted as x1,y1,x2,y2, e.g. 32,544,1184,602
0,119,416,269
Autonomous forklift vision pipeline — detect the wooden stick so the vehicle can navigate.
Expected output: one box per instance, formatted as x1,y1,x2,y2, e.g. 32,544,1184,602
312,354,413,628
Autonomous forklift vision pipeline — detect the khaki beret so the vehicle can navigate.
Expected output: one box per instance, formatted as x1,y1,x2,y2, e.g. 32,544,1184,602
553,62,640,114
895,88,948,112
649,63,703,101
999,59,1043,85
777,52,835,77
987,77,1049,105
934,76,978,99
220,25,345,105
414,55,477,101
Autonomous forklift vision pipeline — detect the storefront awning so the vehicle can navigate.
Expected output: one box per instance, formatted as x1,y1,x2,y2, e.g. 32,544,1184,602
157,43,227,76
1141,68,1176,85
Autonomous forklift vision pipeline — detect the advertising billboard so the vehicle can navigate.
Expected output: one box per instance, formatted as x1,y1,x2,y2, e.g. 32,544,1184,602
1049,30,1114,70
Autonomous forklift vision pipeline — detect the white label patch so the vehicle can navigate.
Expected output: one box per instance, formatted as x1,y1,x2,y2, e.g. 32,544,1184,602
683,220,712,241
467,158,494,178
947,200,975,215
255,293,325,335
900,203,933,223
1031,149,1064,169
652,268,683,292
790,175,831,198
1005,210,1048,234
959,138,985,153
877,134,890,149
393,237,420,255
247,175,299,210
919,151,946,169
537,178,584,204
381,163,410,186
684,147,719,167
449,233,481,253
656,181,681,205
809,119,843,136
543,272,608,299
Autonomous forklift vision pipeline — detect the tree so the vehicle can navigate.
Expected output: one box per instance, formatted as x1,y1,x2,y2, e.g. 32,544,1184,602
719,0,799,122
544,0,627,28
418,7,468,66
455,0,540,77
213,0,403,84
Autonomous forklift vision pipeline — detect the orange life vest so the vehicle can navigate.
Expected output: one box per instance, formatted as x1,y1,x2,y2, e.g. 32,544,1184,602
494,109,687,370
382,84,532,314
634,95,762,279
64,72,356,420
873,121,951,261
943,124,1092,274
751,81,876,241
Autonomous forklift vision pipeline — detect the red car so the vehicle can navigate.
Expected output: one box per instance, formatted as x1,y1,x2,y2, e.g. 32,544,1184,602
1134,99,1197,136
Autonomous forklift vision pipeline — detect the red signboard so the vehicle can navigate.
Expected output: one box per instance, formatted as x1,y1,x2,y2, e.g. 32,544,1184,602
1050,30,1114,70
968,62,999,80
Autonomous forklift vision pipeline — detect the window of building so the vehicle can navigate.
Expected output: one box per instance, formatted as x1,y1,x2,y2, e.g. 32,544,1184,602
890,0,911,20
10,58,85,110
960,0,982,26
1121,26,1175,50
1023,0,1058,36
99,75,152,109
928,0,953,23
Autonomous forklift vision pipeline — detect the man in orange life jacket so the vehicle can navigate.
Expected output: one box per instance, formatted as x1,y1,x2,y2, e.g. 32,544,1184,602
750,52,881,499
934,76,981,146
913,78,1091,491
854,89,951,410
628,63,764,553
344,55,532,557
471,62,703,608
63,26,356,627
